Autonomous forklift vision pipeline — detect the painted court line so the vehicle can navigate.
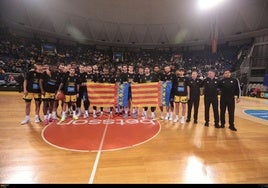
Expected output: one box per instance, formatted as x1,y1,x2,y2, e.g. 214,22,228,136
88,113,111,184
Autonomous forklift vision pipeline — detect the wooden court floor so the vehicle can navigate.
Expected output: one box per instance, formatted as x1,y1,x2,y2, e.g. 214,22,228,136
0,91,268,184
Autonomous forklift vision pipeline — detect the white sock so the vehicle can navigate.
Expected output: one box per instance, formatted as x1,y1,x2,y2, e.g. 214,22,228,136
144,111,147,116
73,110,77,116
52,111,56,116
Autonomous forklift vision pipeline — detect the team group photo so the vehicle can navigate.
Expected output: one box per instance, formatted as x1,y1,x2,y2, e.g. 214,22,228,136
0,0,268,185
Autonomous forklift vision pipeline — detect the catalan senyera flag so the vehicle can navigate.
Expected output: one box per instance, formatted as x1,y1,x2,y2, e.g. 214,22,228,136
159,81,172,107
86,82,116,107
131,82,160,107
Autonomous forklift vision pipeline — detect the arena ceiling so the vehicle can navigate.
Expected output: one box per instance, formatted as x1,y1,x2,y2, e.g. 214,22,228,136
1,0,268,47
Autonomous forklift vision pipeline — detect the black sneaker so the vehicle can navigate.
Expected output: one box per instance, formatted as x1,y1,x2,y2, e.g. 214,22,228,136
220,124,225,128
194,120,198,124
186,118,190,123
204,122,209,126
215,124,220,128
229,126,237,131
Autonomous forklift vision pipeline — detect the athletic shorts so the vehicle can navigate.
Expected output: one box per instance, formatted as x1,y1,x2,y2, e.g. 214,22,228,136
174,96,188,103
41,92,56,100
64,94,77,103
23,92,41,101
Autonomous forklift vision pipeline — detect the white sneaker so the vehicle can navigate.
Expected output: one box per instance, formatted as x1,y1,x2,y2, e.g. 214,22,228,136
93,113,97,118
142,111,147,119
60,115,66,122
173,117,179,123
68,109,73,116
180,117,185,124
169,116,173,121
21,118,30,125
76,110,81,117
165,114,169,120
73,114,78,120
151,114,156,121
52,114,58,120
83,112,89,119
131,112,138,119
35,116,41,123
160,113,164,120
123,113,128,118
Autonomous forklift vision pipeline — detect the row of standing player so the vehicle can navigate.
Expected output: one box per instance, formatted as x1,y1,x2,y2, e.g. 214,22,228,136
20,62,175,125
20,62,241,131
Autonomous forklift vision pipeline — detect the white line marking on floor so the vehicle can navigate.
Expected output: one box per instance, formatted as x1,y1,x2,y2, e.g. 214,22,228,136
88,113,111,184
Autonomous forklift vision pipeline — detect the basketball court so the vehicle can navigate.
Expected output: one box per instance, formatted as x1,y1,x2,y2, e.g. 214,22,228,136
0,91,268,184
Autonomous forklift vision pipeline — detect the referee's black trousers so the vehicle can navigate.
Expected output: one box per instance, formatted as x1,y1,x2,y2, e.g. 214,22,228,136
220,97,235,126
187,97,200,121
204,96,219,124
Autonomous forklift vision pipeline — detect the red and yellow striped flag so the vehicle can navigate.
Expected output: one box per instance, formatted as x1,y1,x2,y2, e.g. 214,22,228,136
86,82,116,107
131,82,160,107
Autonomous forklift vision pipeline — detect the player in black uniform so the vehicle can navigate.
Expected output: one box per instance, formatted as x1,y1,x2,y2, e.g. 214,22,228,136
57,67,80,122
21,61,43,125
171,67,189,124
114,69,122,84
83,64,98,118
127,64,136,118
97,66,115,116
84,64,100,118
76,63,91,118
219,69,241,131
186,70,203,124
159,65,176,121
118,64,129,118
153,64,162,81
53,62,68,118
202,69,220,128
39,63,61,125
132,66,145,118
140,66,159,120
112,68,122,117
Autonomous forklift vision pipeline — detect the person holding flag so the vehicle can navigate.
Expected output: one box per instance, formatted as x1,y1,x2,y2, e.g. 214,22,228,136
159,64,175,121
139,66,159,120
